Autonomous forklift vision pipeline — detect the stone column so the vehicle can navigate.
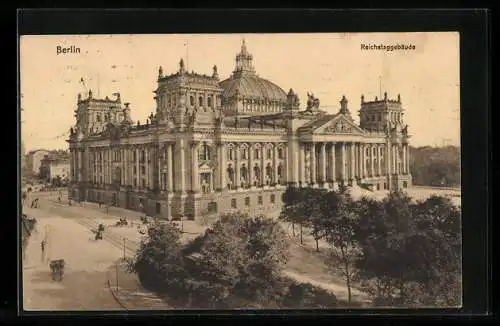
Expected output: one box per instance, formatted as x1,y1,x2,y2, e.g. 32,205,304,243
310,143,316,184
362,144,368,178
330,143,336,182
406,145,410,174
248,144,254,187
298,143,305,185
377,145,382,176
260,145,265,187
274,144,279,184
341,143,346,183
235,144,240,188
135,147,140,189
156,144,161,190
219,142,226,191
370,145,375,177
320,142,326,184
283,144,289,185
350,143,356,183
393,145,397,174
176,140,187,193
167,144,173,191
145,147,150,189
191,142,199,193
108,148,112,184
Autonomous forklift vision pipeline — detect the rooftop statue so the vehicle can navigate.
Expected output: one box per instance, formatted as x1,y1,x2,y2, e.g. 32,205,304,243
306,92,320,110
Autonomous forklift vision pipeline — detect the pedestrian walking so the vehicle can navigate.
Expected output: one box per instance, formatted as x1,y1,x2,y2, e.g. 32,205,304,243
41,239,46,262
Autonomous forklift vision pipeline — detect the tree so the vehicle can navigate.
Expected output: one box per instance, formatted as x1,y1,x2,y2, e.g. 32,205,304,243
354,191,462,307
234,215,290,302
319,189,359,304
194,213,249,305
128,220,187,294
280,186,307,242
194,213,290,306
301,188,327,251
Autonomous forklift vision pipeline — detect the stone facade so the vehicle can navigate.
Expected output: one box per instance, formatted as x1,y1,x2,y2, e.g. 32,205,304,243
68,41,412,220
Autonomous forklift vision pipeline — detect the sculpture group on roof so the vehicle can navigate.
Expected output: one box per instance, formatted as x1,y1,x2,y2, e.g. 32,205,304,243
306,92,320,111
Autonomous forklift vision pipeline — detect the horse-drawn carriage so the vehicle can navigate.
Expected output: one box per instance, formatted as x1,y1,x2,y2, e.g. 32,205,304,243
49,259,65,281
91,223,105,240
115,217,128,227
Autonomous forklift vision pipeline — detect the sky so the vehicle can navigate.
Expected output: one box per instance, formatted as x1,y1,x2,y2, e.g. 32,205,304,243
20,33,460,151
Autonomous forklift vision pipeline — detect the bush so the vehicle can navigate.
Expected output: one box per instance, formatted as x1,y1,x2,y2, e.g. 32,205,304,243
129,220,188,294
282,282,338,308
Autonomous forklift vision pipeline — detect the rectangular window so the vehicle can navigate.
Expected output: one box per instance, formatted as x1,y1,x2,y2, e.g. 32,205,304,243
258,196,263,205
141,179,146,188
270,194,276,203
156,202,161,214
208,202,217,213
278,148,284,159
254,149,260,159
227,149,233,161
141,166,146,174
133,166,137,174
245,197,250,206
133,179,137,187
267,149,272,159
242,149,248,160
231,198,237,208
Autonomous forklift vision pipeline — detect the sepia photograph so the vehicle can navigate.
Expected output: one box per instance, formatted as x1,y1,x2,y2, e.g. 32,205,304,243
20,32,462,311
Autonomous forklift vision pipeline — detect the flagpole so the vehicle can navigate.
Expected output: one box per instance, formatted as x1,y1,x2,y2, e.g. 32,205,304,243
186,40,189,71
379,76,382,99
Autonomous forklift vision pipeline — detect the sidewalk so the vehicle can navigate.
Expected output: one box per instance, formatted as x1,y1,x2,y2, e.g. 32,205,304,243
107,260,170,309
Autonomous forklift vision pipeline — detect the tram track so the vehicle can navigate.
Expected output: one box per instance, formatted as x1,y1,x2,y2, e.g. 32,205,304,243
41,200,139,257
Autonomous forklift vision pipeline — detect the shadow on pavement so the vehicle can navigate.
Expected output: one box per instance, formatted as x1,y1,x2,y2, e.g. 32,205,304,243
24,268,121,310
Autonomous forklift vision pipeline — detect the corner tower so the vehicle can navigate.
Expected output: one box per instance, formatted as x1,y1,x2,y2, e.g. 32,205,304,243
74,90,124,136
359,92,404,132
154,59,223,129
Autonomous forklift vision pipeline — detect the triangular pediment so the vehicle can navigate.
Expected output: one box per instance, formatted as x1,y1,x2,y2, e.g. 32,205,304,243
313,115,365,135
198,161,213,171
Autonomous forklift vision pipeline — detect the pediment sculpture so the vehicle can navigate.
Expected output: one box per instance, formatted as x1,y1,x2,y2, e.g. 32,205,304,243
324,120,353,133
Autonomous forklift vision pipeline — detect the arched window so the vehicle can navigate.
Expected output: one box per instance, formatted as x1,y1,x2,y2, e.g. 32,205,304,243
199,96,203,107
190,96,194,106
242,148,248,160
266,148,272,159
96,114,101,122
278,148,284,159
207,96,213,108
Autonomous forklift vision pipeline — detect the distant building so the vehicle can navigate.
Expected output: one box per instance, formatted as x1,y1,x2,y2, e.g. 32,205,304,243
20,141,26,170
26,149,50,175
39,152,70,182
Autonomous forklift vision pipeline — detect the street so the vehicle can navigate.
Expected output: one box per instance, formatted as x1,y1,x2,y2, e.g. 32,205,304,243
22,192,372,307
22,198,125,310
